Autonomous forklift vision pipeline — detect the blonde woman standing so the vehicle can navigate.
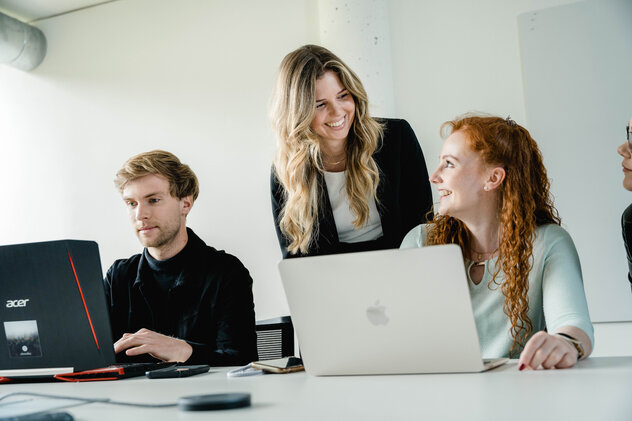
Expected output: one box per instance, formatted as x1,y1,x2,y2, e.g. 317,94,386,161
270,45,433,258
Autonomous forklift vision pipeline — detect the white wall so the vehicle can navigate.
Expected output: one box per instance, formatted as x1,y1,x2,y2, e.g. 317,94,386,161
0,0,319,319
318,0,396,117
388,0,581,179
518,0,632,322
592,322,632,357
1,0,630,352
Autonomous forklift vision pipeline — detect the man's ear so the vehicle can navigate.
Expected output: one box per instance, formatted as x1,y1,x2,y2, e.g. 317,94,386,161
180,195,194,216
485,167,506,191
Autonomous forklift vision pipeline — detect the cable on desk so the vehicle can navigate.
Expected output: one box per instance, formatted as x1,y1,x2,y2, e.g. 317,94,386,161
0,392,177,408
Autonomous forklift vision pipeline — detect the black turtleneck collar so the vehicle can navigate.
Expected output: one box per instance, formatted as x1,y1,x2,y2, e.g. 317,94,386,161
141,229,194,292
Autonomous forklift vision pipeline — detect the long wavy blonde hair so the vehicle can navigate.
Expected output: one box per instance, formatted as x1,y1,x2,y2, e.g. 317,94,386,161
426,115,560,356
271,45,384,255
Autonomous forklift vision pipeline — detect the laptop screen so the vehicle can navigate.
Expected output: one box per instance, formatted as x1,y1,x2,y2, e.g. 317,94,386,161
0,240,115,376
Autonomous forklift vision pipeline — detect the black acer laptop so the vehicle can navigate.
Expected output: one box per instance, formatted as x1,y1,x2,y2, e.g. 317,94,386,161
0,239,170,382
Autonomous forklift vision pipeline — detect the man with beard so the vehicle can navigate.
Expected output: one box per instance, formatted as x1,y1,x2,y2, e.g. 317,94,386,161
104,150,257,365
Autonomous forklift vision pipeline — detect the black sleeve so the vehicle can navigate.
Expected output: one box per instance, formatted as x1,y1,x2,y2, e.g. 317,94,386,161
103,267,113,308
622,204,632,292
186,257,258,366
397,119,434,233
270,170,293,259
103,262,127,344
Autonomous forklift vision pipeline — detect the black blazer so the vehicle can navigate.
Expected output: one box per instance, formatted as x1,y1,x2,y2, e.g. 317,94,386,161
622,203,632,291
271,118,433,258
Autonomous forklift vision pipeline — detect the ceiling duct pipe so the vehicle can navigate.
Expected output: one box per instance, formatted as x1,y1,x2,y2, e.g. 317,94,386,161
0,12,46,71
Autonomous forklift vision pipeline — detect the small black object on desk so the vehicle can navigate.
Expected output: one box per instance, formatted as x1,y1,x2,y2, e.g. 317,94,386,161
177,393,251,411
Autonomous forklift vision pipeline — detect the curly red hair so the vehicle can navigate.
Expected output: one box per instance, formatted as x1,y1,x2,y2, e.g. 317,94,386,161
426,115,560,356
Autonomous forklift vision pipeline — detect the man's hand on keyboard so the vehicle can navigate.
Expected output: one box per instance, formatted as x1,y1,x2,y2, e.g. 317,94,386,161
114,328,192,362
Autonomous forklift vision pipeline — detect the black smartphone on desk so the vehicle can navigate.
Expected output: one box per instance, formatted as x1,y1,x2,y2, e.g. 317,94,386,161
146,364,210,379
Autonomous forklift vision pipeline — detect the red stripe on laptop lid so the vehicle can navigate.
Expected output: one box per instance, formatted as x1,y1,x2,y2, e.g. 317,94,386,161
67,251,100,350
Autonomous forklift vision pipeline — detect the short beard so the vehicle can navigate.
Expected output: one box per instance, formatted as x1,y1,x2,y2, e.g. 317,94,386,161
137,222,181,252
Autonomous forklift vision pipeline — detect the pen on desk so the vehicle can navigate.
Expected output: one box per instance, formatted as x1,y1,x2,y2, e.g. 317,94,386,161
226,363,263,378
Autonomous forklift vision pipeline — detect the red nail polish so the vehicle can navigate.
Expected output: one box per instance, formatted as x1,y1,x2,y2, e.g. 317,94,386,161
518,363,525,371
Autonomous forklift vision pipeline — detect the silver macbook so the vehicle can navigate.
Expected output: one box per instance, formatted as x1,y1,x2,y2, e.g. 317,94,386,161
278,245,508,376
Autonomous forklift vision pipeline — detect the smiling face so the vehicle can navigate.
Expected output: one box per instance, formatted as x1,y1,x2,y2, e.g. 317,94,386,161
430,130,492,219
122,174,192,258
310,70,356,148
619,118,632,191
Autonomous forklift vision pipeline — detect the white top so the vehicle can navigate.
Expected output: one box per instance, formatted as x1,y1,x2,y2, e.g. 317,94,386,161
400,223,594,358
323,170,383,243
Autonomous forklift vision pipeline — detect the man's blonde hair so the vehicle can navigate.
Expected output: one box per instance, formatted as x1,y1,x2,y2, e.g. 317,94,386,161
114,150,199,201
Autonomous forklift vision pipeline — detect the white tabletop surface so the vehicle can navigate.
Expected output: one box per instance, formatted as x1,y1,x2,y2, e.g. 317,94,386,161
1,357,631,420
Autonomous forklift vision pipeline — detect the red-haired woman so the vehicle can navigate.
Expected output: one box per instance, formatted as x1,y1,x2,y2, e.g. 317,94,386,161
401,115,593,370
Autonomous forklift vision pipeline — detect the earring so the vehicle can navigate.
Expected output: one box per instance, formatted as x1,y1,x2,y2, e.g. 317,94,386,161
483,186,489,191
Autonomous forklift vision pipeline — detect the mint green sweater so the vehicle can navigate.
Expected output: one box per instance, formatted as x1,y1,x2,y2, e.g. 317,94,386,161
401,223,594,358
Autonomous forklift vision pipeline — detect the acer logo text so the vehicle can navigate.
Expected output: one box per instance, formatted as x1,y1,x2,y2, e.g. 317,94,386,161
6,299,29,308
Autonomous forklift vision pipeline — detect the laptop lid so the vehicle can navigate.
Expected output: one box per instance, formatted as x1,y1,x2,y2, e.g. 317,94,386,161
0,240,116,377
279,245,496,375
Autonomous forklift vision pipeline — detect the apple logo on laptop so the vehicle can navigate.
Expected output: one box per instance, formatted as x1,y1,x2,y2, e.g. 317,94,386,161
366,300,389,326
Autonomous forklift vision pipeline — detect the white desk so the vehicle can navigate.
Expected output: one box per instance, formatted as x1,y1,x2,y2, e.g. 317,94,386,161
2,357,631,420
